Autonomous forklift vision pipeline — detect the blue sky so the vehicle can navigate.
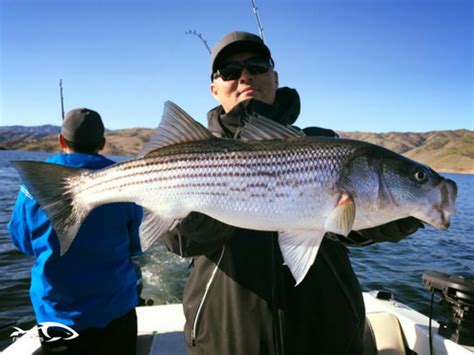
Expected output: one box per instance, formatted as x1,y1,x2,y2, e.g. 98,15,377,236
0,0,472,132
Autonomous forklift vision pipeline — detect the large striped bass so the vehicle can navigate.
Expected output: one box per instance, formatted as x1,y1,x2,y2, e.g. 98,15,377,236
12,101,457,284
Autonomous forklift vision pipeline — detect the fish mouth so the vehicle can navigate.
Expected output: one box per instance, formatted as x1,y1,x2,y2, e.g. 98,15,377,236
422,178,457,229
431,211,451,230
439,178,457,228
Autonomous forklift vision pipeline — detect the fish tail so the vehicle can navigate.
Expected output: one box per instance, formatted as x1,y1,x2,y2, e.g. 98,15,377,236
11,160,92,255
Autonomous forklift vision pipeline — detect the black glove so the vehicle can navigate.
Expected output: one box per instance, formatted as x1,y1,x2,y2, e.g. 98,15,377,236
355,217,424,243
177,212,236,243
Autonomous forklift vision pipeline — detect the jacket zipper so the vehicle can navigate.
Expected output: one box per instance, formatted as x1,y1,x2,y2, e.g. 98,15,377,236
190,245,226,346
178,232,184,257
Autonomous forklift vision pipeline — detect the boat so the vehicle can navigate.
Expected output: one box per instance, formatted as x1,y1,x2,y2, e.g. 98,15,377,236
3,272,473,354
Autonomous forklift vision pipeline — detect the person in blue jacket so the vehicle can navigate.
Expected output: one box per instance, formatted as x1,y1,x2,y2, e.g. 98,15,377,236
8,108,143,355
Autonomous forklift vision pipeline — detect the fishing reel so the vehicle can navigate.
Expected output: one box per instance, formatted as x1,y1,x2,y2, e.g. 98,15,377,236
422,271,474,346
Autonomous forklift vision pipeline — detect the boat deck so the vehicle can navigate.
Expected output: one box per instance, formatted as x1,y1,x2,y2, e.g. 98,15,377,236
136,304,186,354
3,293,473,354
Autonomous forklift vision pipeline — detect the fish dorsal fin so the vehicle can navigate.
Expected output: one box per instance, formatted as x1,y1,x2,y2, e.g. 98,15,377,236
278,230,325,286
139,101,215,157
239,114,305,141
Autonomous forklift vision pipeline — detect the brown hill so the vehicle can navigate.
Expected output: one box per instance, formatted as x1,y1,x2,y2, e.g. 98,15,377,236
338,129,473,174
0,127,154,157
102,128,154,156
1,127,473,174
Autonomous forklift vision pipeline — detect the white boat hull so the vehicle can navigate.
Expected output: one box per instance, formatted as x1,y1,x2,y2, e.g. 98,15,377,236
3,293,473,355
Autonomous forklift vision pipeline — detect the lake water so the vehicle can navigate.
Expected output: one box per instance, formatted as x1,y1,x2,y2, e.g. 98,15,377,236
0,150,472,350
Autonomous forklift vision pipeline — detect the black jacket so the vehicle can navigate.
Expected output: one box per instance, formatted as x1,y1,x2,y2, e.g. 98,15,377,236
162,88,366,354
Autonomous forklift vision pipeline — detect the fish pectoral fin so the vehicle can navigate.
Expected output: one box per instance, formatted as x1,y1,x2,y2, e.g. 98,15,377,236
139,208,179,251
139,101,216,157
324,192,355,236
278,230,325,286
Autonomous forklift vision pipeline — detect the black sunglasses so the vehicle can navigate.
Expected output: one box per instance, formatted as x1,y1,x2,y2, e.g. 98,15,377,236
212,57,274,81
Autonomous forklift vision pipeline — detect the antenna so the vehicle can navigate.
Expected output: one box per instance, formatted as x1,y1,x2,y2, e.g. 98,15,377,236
185,30,211,54
59,79,65,120
251,0,265,42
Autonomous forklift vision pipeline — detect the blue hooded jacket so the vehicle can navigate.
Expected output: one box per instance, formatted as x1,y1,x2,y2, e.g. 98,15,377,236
8,153,143,331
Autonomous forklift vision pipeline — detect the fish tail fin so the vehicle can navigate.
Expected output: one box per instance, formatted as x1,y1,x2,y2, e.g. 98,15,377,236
11,160,93,255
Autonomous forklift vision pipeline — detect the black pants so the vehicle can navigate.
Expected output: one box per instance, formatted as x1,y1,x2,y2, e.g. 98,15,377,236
39,309,137,355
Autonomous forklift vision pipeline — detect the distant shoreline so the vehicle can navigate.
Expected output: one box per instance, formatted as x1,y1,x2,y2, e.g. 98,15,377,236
436,169,474,175
1,127,473,175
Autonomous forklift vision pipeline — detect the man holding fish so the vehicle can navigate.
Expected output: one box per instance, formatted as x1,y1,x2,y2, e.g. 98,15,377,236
159,31,430,354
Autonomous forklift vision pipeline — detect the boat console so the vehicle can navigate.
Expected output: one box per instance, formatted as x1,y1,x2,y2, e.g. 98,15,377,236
422,271,474,346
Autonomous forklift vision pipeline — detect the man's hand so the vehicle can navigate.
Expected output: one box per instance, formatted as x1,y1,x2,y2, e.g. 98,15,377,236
177,212,236,243
356,217,424,243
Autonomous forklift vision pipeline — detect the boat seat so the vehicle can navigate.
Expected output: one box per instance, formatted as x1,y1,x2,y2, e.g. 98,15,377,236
363,312,408,355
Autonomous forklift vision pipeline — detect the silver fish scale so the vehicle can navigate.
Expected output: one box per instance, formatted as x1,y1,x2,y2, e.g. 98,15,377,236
73,138,361,231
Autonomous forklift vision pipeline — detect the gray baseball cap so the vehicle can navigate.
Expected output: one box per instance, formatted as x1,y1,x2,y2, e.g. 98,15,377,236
211,31,272,74
61,108,104,145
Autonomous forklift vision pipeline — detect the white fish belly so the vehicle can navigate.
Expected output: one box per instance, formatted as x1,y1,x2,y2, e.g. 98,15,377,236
201,189,339,231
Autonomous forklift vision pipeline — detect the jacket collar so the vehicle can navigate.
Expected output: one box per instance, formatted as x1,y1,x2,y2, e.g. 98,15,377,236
207,87,300,138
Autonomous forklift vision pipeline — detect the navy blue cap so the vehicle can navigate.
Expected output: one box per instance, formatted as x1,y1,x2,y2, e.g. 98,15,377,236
61,108,104,145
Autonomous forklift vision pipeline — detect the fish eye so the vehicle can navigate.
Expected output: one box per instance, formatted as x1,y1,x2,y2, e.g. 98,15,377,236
413,167,428,183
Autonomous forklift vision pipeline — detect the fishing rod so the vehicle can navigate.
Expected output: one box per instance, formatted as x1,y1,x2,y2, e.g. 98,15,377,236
251,0,265,42
185,0,266,52
59,79,65,120
184,30,211,54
